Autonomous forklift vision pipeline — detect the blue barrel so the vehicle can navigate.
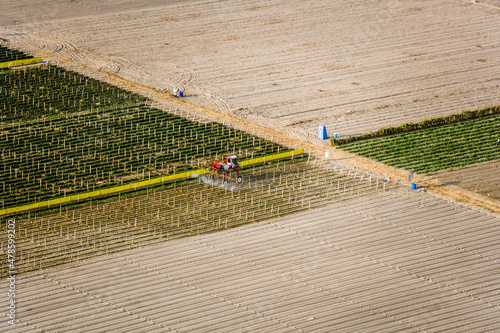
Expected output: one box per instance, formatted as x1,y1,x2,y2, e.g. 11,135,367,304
179,91,184,97
334,133,338,138
411,183,417,190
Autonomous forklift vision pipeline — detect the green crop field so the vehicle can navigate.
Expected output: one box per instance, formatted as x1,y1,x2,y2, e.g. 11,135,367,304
0,62,290,209
0,45,34,64
0,64,143,122
341,115,500,174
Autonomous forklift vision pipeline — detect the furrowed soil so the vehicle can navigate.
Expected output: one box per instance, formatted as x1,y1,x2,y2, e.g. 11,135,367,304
3,189,500,332
1,0,499,140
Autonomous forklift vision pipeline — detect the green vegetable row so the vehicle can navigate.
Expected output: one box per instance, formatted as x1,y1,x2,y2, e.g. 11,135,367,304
341,114,500,174
331,106,500,146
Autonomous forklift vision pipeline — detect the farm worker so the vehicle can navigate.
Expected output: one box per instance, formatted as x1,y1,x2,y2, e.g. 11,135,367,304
497,139,500,146
325,151,329,161
173,87,178,97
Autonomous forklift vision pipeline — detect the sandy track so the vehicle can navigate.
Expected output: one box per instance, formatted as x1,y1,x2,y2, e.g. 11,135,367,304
2,188,499,332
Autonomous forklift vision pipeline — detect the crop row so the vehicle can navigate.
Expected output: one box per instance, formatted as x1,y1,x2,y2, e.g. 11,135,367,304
341,115,500,174
0,64,145,123
0,104,290,208
0,159,397,277
0,45,33,63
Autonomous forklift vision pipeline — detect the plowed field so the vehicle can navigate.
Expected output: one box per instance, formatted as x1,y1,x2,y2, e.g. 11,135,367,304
3,189,499,332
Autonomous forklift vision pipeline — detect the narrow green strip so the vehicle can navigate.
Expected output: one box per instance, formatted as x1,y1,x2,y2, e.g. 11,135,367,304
0,57,42,68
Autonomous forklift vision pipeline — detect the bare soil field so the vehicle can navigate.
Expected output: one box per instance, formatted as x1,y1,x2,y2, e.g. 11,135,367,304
433,160,500,199
2,188,499,332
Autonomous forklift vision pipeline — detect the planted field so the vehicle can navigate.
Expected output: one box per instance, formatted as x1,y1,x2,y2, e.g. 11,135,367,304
0,159,396,277
341,115,500,174
0,64,291,209
0,45,34,63
1,2,500,331
0,64,144,123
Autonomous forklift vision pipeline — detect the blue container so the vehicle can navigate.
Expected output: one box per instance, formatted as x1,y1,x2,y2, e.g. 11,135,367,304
318,126,328,140
334,133,338,138
411,183,417,190
179,91,184,97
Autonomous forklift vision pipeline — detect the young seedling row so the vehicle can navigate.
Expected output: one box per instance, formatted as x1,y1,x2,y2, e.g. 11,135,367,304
341,115,500,174
0,159,398,276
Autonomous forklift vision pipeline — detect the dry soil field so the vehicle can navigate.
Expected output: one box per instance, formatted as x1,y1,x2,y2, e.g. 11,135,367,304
433,160,500,199
2,189,500,332
1,0,500,332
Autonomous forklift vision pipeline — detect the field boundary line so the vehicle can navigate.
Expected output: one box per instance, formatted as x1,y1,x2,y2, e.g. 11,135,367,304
240,148,303,167
0,57,42,68
0,149,303,216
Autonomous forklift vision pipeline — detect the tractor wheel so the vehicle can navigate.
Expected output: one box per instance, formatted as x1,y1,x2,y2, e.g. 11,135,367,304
237,176,242,184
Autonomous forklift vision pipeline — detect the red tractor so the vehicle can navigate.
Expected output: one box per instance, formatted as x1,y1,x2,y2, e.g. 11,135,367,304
209,155,242,185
